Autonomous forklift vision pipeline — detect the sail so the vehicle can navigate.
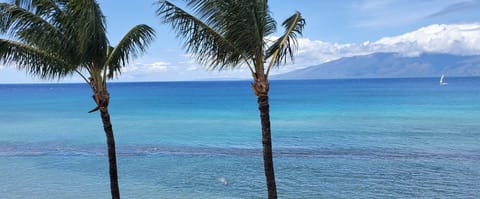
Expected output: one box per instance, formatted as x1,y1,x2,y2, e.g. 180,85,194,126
440,74,448,85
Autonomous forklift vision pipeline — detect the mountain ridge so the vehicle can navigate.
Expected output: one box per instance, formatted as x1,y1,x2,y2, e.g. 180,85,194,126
274,53,480,80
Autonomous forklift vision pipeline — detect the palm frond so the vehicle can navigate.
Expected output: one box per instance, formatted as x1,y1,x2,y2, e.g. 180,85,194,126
65,0,107,65
13,0,66,17
189,0,271,61
261,7,276,40
0,2,72,58
265,11,305,76
0,38,72,79
0,3,54,36
12,0,33,11
156,0,250,70
105,24,155,79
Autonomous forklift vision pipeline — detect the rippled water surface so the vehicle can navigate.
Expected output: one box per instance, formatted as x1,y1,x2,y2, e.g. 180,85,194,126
1,78,480,198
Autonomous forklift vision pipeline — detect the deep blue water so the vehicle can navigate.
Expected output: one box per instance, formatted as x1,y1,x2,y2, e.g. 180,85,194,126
1,78,480,198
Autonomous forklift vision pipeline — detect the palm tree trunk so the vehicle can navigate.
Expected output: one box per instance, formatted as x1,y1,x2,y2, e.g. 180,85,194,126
96,90,120,199
257,95,278,199
100,109,120,199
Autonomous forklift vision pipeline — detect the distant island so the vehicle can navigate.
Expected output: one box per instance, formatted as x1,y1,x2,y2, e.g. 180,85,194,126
273,53,480,79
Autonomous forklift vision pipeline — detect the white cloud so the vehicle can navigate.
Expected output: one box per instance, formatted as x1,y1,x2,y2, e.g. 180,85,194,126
374,23,480,55
146,62,170,72
122,61,171,73
285,23,480,73
117,58,252,82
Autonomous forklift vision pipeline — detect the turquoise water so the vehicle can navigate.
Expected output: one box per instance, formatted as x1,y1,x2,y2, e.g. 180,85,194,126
1,78,480,198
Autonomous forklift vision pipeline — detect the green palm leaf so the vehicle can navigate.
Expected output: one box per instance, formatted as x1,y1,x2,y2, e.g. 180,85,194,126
64,0,107,65
265,11,305,76
0,38,71,79
105,24,155,78
157,0,248,70
0,1,76,63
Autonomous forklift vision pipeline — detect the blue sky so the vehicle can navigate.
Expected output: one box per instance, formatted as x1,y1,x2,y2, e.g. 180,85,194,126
1,0,480,83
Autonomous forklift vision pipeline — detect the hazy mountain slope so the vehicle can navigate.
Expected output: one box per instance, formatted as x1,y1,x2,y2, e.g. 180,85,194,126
274,53,480,79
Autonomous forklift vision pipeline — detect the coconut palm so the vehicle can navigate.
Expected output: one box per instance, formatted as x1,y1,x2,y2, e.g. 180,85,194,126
156,0,305,198
0,0,155,198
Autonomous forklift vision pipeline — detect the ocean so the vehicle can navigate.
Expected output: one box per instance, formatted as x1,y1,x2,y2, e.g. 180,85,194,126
1,77,479,198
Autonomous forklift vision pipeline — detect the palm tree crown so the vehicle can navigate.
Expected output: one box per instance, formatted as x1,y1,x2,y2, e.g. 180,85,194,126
0,0,155,90
158,0,304,82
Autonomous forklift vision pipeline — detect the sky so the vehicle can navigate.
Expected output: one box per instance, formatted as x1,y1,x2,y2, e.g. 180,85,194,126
1,0,480,83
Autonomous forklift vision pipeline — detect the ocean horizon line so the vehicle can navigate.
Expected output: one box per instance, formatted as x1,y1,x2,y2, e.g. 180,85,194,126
1,75,478,85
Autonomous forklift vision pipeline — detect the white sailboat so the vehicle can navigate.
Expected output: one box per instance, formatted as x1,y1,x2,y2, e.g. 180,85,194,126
440,74,448,85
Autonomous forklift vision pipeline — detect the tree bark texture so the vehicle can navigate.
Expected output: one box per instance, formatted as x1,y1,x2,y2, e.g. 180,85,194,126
96,90,120,199
257,95,278,199
100,109,120,199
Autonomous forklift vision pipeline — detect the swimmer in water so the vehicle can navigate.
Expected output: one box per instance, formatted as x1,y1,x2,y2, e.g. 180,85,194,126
218,177,229,185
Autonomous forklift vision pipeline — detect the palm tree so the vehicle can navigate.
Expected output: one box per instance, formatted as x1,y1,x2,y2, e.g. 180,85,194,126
0,0,155,198
156,0,305,198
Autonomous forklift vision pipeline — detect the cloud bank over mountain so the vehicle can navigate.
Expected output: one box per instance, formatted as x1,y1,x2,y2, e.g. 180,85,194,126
292,23,480,72
374,23,480,55
270,23,480,80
